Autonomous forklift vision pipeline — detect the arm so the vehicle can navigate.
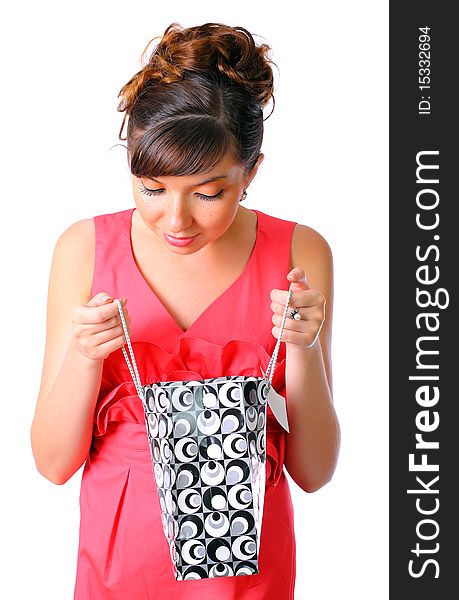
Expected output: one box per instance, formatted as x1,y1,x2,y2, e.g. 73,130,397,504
271,226,340,492
30,219,103,485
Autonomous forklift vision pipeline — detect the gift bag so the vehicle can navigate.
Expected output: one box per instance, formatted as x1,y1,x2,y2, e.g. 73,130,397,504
114,290,292,581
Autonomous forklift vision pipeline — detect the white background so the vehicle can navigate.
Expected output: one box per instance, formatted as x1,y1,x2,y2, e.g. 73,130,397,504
1,1,388,598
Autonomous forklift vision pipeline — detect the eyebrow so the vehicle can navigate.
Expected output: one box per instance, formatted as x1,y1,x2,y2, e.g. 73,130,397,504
148,175,228,186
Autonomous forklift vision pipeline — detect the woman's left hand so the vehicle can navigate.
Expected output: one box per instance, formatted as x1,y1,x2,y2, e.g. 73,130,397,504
270,267,326,352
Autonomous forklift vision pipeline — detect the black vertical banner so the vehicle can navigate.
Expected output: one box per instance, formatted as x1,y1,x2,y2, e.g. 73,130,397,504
390,3,457,598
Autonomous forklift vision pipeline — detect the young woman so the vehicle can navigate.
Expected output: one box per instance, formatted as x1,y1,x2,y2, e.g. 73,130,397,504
31,21,340,599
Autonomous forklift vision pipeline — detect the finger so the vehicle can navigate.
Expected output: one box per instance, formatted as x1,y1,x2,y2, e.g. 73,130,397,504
271,311,309,332
75,297,126,325
270,301,317,321
87,292,114,306
272,324,312,345
287,267,309,289
79,322,127,347
76,312,131,334
270,288,319,308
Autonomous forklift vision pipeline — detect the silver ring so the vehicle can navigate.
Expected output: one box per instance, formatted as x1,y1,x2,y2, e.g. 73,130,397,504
289,308,302,321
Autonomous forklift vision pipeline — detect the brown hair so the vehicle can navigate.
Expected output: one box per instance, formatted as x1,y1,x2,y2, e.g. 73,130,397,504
117,22,277,178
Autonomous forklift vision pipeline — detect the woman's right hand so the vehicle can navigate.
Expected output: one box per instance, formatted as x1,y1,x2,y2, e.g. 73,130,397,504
71,292,131,362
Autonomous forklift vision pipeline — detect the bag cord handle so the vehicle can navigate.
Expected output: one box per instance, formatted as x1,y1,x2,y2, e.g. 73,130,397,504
115,287,294,398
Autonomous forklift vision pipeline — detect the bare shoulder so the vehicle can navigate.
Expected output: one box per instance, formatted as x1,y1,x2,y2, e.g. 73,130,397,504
53,218,95,294
291,223,333,270
56,218,95,261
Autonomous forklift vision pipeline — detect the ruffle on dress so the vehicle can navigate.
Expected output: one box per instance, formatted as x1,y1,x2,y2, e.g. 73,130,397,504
94,335,288,489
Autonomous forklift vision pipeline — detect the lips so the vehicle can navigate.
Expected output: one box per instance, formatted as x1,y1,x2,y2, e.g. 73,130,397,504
163,232,199,247
166,234,196,240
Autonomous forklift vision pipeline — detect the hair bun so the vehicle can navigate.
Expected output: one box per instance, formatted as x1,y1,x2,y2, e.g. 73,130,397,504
118,22,276,116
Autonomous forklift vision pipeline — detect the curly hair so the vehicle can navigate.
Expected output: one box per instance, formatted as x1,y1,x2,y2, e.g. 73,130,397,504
117,22,277,178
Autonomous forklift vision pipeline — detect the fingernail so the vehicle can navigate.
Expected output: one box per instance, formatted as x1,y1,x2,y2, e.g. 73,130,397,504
102,295,112,302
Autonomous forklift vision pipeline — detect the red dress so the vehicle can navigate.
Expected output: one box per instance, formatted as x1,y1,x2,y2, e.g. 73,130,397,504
73,207,297,599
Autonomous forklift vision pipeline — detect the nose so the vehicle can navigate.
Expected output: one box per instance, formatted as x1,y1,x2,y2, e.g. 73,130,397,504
166,197,193,235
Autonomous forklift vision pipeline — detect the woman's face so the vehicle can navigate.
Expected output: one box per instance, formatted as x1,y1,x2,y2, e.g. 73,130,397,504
131,151,264,255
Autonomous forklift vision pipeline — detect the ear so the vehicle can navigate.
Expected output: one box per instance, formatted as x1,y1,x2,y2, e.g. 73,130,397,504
245,153,265,187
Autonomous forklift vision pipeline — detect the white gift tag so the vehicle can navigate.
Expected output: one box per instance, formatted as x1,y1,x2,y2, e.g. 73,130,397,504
266,386,290,432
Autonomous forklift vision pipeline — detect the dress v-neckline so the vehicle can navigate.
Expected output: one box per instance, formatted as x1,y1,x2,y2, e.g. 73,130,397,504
126,207,262,335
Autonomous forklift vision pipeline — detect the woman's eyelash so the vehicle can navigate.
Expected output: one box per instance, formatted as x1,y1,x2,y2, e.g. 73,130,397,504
139,184,224,202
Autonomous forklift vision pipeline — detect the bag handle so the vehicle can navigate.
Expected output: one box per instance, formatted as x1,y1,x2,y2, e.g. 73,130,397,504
260,287,293,387
115,287,294,398
114,299,145,401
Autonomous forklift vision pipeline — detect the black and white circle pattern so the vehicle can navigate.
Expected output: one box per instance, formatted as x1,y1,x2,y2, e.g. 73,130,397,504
143,375,269,579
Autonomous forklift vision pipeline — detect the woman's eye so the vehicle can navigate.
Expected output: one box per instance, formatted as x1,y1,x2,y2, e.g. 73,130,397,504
139,183,223,202
139,185,163,197
195,191,224,201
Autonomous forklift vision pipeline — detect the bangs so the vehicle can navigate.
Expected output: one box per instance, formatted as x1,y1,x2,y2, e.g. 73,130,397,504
128,116,236,178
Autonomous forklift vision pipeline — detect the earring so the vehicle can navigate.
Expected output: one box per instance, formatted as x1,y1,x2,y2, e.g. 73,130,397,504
240,189,248,202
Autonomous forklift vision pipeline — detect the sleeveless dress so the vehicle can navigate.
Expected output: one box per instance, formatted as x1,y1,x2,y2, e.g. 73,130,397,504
73,206,298,599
